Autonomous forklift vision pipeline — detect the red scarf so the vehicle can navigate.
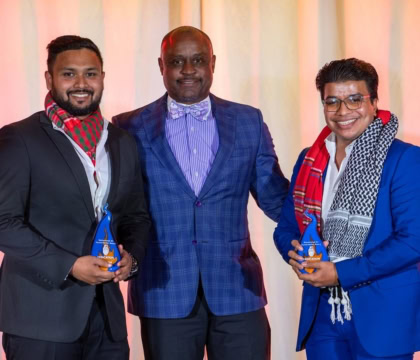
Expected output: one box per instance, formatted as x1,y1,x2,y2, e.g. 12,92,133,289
293,110,391,234
45,91,103,165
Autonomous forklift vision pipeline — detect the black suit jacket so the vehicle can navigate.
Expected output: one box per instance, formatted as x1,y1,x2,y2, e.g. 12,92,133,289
0,111,150,342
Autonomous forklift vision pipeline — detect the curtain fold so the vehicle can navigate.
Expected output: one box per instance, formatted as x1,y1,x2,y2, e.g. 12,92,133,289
0,1,419,359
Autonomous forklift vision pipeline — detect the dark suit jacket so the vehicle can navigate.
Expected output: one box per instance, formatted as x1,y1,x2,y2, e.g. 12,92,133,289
114,94,289,318
0,111,150,342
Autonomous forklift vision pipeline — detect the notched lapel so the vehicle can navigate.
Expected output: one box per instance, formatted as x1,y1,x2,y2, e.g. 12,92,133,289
40,114,95,221
105,126,120,207
198,96,236,198
143,95,196,199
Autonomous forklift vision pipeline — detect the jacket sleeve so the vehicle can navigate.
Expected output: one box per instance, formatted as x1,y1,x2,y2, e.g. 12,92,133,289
336,145,420,290
273,149,308,263
114,133,151,264
0,124,78,289
250,109,290,222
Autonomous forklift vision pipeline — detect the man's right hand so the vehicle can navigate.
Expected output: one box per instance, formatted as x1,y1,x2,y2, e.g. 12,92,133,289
288,239,330,280
70,256,115,285
288,239,305,277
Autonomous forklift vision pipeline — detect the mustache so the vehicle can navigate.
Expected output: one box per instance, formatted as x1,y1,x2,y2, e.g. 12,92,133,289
67,90,94,95
177,76,200,81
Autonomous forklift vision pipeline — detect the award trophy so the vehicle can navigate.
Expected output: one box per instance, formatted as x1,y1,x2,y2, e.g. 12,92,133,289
91,204,121,272
298,210,328,274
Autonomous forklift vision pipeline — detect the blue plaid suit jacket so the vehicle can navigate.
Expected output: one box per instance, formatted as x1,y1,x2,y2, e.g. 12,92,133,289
113,94,289,318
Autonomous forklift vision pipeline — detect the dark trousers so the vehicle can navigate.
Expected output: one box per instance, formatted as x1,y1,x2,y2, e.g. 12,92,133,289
2,287,129,360
140,284,271,360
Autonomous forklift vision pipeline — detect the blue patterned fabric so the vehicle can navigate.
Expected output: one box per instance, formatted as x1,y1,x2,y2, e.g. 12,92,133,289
113,94,289,318
168,97,210,121
165,96,218,196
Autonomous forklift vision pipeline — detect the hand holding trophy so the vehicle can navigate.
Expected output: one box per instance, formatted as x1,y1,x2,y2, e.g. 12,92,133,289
91,204,121,272
298,210,328,274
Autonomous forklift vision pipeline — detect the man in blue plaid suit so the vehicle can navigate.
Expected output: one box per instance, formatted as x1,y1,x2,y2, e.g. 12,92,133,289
113,26,289,360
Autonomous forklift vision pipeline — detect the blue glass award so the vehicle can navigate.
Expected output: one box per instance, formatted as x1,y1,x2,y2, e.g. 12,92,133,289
298,210,328,274
91,204,121,272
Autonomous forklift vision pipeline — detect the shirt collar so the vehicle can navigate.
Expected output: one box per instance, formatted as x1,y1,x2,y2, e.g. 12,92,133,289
324,132,355,159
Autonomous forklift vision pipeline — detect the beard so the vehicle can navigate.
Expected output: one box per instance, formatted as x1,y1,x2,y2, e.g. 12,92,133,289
51,89,102,117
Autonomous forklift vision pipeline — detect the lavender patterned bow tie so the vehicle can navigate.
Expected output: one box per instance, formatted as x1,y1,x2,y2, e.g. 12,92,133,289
168,99,210,121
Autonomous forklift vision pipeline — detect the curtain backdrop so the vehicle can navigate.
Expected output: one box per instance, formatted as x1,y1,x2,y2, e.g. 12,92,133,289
0,1,419,359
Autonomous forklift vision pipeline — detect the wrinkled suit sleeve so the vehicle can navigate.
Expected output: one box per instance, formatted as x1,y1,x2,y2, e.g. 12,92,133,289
250,109,289,222
273,149,308,263
0,124,78,288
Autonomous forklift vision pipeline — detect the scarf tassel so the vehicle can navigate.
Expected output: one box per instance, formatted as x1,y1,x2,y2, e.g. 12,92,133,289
327,286,352,325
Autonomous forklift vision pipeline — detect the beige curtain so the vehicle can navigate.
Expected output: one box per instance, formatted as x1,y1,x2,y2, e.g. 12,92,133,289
0,1,419,359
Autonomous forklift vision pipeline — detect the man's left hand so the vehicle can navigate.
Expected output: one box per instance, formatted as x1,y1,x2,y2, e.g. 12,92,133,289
113,245,132,282
298,261,339,287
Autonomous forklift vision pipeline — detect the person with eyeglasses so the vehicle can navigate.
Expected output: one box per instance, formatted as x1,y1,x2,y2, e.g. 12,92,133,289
274,58,420,360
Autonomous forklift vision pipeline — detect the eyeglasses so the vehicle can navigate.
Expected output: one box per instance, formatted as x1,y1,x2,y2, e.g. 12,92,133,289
322,94,371,112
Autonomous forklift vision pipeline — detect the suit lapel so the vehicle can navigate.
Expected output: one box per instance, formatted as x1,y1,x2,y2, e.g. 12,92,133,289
198,95,236,199
105,125,120,207
40,114,95,221
143,95,196,199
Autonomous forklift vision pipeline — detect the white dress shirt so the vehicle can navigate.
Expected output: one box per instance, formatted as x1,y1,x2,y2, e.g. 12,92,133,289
52,119,111,221
322,132,355,263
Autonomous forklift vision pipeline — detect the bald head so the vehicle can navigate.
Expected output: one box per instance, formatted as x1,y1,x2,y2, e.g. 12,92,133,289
161,26,213,57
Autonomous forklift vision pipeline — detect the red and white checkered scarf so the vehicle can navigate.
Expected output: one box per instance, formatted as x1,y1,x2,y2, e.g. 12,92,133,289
45,91,103,165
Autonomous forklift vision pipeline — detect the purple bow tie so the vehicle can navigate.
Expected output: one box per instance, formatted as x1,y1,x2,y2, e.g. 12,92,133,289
169,99,210,121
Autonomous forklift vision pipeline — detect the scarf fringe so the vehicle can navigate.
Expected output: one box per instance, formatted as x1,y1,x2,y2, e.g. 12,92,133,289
327,286,352,325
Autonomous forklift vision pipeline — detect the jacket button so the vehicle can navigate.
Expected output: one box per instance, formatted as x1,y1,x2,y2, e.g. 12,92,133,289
192,240,197,244
195,201,202,207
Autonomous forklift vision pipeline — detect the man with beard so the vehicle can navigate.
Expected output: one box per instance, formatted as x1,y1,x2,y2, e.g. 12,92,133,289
0,35,150,359
113,26,289,360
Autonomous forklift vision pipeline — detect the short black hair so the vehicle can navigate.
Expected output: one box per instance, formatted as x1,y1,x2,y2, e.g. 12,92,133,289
46,35,103,73
315,58,378,101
